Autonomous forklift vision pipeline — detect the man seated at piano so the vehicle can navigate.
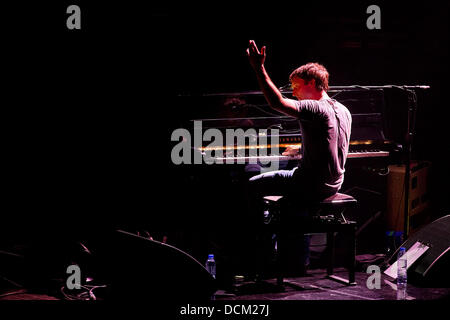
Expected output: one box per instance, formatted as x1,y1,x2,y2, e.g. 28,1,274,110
246,40,352,274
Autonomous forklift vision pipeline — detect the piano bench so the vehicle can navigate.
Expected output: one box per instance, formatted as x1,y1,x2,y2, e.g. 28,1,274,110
262,193,358,287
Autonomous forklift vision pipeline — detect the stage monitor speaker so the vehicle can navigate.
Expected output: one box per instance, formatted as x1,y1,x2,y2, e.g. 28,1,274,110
100,230,217,300
386,215,450,287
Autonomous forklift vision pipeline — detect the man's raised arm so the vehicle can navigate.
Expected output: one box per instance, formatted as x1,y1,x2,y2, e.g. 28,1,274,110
246,40,298,117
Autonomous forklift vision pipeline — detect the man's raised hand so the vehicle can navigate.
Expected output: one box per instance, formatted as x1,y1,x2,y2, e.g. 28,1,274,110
246,40,266,70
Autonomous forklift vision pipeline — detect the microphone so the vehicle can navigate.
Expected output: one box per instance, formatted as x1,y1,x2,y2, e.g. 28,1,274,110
278,83,292,91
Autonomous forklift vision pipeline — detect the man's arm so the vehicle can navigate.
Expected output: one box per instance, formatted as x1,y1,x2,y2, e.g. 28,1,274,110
246,40,298,117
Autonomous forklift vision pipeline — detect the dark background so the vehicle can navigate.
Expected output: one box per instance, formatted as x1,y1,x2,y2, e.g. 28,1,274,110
2,1,449,244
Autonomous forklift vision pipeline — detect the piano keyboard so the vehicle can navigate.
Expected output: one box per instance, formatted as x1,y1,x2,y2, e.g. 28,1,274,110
211,150,389,163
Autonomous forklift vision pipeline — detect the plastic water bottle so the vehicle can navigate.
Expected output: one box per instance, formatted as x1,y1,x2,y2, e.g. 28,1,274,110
206,254,216,279
397,247,407,300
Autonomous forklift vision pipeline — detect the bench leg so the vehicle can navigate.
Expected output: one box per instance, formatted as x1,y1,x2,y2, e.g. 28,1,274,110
276,231,284,286
326,226,357,286
348,224,356,285
326,231,335,277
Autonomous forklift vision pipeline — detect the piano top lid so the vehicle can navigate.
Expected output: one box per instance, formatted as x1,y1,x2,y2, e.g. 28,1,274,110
179,85,430,97
179,87,387,116
180,87,390,141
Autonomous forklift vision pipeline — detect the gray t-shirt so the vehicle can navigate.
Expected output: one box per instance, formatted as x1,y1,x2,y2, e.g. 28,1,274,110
294,98,352,195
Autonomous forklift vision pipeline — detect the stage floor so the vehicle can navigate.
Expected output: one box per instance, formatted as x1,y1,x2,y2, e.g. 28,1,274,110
214,268,450,301
1,267,449,301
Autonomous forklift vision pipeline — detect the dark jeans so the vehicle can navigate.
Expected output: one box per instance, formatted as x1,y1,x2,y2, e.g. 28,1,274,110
247,167,315,271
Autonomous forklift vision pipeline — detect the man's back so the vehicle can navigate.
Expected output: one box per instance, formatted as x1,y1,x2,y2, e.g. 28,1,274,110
294,98,352,195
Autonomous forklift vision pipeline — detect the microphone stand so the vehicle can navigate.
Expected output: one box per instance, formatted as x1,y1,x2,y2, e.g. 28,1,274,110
339,85,422,241
402,88,418,240
334,85,422,241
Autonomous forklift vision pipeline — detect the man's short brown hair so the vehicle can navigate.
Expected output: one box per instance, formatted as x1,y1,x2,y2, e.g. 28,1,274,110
289,62,329,91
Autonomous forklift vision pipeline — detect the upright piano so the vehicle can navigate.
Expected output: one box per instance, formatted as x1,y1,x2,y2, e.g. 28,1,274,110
175,87,401,168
